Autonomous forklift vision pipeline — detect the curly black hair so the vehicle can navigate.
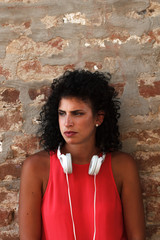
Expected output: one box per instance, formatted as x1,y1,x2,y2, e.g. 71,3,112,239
39,69,122,153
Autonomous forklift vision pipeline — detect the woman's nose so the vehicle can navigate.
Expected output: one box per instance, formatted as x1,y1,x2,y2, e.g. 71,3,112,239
64,115,73,127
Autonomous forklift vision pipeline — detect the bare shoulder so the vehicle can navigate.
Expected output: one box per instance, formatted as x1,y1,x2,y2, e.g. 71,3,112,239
111,151,139,185
23,150,49,166
111,151,137,169
21,150,50,181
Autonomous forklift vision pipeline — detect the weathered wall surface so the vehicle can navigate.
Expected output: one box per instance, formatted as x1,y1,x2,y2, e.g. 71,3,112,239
0,0,160,239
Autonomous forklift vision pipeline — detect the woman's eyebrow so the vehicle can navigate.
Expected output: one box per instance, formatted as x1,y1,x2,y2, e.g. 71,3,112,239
58,109,84,113
71,110,84,113
58,109,65,112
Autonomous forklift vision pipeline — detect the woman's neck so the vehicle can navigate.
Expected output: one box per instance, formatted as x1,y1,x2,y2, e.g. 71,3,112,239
61,143,101,164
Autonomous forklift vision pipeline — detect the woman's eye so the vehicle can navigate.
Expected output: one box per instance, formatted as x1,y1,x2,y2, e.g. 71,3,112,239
58,111,65,116
74,112,84,116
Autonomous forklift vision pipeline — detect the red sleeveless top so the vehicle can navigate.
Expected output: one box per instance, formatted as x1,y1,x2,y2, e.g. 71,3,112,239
41,151,127,240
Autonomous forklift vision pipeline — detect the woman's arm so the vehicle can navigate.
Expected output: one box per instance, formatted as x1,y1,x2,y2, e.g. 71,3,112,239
121,154,145,240
19,156,43,240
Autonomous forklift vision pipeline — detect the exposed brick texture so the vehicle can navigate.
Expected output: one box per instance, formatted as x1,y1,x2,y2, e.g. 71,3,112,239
0,0,160,239
0,209,15,227
28,86,51,101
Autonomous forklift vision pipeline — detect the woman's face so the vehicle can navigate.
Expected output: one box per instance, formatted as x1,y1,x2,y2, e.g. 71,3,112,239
58,97,98,146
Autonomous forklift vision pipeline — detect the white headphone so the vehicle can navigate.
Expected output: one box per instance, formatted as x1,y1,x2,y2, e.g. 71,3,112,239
57,145,106,240
57,145,106,175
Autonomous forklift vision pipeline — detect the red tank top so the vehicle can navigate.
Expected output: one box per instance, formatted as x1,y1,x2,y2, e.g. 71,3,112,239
41,151,127,240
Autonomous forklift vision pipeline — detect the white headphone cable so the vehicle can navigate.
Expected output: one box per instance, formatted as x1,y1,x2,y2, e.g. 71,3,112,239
93,174,96,240
66,173,77,240
65,173,97,240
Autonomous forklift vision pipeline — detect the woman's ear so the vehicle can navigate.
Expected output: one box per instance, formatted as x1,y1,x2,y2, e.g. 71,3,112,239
96,110,105,126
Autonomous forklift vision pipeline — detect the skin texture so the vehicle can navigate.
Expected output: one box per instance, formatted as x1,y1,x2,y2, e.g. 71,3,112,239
19,97,145,240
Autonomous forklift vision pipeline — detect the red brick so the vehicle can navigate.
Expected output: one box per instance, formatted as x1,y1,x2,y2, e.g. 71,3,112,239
11,135,40,157
122,129,160,144
0,209,14,227
111,82,125,96
134,151,160,172
22,59,41,73
48,37,66,50
146,225,160,240
28,86,51,101
63,64,75,71
0,163,21,180
24,21,31,29
138,80,160,98
0,232,19,240
147,29,160,44
17,59,66,81
85,62,102,71
109,32,130,42
140,175,160,197
7,36,68,58
0,65,10,80
1,89,20,103
0,192,7,203
145,197,160,223
0,110,23,131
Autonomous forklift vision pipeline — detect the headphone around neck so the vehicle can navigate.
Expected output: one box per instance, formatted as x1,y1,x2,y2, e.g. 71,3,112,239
57,145,106,175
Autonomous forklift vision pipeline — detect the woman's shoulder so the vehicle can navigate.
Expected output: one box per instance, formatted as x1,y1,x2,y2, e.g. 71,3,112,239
21,150,50,180
23,150,49,165
111,151,139,181
111,151,135,162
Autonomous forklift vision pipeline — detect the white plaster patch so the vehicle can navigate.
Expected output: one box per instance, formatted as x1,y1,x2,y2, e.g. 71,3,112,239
137,73,156,86
127,35,141,42
112,39,122,45
4,175,14,181
98,41,105,47
84,39,106,48
63,12,87,25
32,117,40,125
85,43,91,47
94,65,98,70
0,141,2,153
111,35,144,45
108,34,151,45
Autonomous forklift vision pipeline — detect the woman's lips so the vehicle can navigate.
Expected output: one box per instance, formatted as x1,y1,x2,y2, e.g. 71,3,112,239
64,131,77,137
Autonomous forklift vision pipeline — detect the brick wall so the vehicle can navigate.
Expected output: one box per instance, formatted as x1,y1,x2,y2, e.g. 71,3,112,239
0,0,160,239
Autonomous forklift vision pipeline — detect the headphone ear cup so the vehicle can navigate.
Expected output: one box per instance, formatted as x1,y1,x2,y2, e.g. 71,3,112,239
66,153,72,174
60,153,72,174
88,155,99,175
57,146,72,174
88,154,105,175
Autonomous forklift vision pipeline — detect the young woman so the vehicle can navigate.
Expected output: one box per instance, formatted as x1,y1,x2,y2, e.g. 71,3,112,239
19,70,145,240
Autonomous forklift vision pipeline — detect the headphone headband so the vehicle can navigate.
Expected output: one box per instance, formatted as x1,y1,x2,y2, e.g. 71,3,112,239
57,145,105,175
